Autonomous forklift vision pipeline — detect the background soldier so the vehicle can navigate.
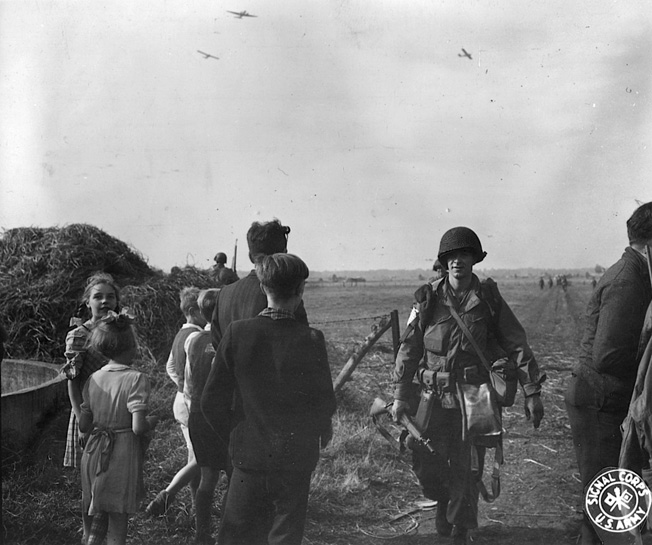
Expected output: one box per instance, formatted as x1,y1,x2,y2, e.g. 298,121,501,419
211,252,238,287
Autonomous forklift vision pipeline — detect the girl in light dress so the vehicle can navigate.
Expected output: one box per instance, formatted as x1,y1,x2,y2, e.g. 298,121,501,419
62,272,122,469
61,273,120,543
79,310,158,545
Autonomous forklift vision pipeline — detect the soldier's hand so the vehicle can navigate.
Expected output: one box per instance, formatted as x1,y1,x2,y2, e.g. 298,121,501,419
524,394,544,429
391,400,410,424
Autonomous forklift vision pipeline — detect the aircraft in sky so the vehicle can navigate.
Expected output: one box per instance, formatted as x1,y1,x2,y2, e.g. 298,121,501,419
458,48,472,60
197,50,219,60
227,10,257,18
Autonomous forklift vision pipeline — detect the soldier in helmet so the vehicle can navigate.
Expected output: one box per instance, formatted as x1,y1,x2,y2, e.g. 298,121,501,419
211,252,239,287
391,226,545,545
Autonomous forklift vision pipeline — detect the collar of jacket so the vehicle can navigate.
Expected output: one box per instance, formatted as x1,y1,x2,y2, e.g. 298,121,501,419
624,246,650,280
437,274,484,313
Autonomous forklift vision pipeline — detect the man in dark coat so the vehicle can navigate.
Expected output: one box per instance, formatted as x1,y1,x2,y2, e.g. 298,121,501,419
565,201,652,545
210,219,308,349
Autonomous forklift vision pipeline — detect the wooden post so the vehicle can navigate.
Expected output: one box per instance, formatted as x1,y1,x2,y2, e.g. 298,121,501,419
333,319,393,393
390,309,400,359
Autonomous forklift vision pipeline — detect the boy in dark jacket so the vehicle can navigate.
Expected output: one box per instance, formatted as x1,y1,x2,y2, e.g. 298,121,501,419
202,253,336,545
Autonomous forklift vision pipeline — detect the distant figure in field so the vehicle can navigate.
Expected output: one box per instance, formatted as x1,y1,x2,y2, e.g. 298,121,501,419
548,277,553,289
565,201,652,545
539,277,545,290
211,252,239,287
591,277,597,289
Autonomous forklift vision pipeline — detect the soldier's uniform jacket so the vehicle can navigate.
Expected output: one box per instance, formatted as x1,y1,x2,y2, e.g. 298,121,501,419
393,274,543,404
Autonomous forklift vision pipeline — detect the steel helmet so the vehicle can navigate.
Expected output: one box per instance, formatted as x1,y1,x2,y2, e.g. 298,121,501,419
214,252,227,264
437,226,487,266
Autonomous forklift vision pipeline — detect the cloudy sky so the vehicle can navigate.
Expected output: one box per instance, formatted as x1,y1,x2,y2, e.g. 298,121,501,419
1,0,650,273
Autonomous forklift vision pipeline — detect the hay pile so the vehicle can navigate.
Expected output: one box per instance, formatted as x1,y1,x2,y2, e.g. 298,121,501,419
1,224,215,363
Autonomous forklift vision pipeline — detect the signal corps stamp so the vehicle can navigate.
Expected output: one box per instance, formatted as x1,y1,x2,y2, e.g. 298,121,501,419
585,468,651,533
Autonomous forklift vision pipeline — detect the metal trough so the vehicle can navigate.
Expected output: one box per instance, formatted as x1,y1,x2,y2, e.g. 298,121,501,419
1,359,67,451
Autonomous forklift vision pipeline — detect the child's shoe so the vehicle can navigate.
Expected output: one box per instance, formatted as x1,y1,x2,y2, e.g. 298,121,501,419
145,490,173,516
194,533,216,545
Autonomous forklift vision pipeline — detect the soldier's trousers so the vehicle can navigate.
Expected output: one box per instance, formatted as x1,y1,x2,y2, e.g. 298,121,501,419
411,404,485,530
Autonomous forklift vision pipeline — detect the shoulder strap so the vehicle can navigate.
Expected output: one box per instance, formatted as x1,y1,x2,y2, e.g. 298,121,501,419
447,304,493,375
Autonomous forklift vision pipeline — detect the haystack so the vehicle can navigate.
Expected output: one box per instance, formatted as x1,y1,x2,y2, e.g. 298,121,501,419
1,224,215,363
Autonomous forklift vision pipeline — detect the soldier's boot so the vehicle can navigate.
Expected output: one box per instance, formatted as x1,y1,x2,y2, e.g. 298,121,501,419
452,525,469,545
435,500,453,537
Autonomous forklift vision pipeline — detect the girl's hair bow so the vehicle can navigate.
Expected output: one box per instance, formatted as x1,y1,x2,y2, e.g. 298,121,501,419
98,307,135,330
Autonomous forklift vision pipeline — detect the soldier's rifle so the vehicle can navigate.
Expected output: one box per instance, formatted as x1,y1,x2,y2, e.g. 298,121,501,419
369,397,436,455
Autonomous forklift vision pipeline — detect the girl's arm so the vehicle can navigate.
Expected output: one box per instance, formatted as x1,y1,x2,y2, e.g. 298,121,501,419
79,382,93,433
78,406,92,433
68,377,83,421
132,411,158,436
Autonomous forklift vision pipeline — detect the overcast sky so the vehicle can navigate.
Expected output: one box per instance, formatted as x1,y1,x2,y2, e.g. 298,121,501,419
1,0,650,273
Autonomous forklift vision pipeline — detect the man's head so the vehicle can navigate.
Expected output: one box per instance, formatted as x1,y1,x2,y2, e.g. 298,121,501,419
627,202,652,247
255,253,309,301
247,219,291,264
214,252,227,264
437,226,487,269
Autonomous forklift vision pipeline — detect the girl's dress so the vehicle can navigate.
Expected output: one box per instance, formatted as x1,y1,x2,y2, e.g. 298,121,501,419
80,362,151,515
62,319,108,467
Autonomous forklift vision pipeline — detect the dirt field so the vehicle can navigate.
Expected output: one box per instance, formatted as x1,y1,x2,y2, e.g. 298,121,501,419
4,274,651,544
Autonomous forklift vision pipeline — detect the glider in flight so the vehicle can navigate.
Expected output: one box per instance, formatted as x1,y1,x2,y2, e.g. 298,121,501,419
197,50,219,60
458,48,472,60
227,10,257,18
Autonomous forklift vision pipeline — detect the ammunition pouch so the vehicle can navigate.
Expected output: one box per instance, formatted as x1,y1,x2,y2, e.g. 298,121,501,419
414,388,435,432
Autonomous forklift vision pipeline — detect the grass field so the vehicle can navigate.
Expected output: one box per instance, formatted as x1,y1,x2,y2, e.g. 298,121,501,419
5,275,648,545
